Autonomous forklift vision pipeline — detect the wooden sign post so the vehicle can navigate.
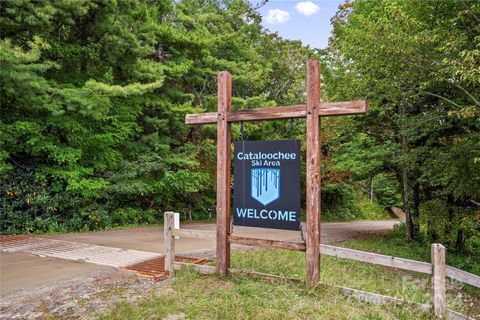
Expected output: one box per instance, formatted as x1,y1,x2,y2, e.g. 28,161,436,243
185,60,368,285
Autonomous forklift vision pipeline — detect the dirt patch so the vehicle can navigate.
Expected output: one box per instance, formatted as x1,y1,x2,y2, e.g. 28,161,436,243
0,268,167,319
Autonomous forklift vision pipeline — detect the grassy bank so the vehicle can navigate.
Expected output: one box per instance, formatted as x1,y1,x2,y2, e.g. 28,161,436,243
99,244,479,319
338,225,480,276
100,269,436,320
229,250,478,315
321,196,392,222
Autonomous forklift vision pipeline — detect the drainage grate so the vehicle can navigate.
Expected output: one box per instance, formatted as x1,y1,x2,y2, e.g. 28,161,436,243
123,256,207,280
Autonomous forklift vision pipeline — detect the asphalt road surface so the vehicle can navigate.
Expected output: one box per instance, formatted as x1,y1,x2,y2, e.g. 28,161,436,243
45,219,400,253
1,219,400,294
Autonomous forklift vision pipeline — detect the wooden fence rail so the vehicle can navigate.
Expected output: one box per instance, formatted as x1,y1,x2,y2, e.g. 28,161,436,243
168,224,480,288
446,265,480,288
320,244,432,274
164,212,479,319
172,228,217,240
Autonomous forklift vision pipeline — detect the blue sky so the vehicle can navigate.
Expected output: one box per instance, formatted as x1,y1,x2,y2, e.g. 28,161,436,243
257,0,344,49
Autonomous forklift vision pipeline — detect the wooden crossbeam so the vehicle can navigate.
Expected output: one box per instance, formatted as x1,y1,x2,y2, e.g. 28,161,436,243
183,59,369,286
185,100,368,125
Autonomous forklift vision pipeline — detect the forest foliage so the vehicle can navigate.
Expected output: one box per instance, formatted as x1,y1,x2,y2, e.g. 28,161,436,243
325,0,480,254
1,0,478,255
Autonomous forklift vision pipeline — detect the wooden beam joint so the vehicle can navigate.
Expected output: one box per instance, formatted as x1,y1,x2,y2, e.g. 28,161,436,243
185,101,368,125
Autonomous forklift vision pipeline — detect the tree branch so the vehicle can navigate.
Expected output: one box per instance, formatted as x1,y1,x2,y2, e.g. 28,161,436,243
452,82,480,107
419,90,463,108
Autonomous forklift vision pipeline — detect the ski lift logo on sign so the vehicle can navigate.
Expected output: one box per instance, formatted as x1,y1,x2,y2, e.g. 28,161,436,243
251,168,280,206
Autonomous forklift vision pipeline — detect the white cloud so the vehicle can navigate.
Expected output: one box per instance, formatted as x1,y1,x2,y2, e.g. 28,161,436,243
295,1,320,16
265,9,290,24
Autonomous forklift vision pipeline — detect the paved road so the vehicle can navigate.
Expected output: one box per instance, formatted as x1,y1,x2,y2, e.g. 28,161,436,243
45,219,401,253
1,220,400,294
0,252,112,294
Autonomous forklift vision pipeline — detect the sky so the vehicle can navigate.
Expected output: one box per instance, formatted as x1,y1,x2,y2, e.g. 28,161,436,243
257,0,344,49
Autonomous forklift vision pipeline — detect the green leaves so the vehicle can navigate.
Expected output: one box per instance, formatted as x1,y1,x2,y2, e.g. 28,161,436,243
0,0,170,232
0,0,322,233
334,133,396,179
327,0,480,252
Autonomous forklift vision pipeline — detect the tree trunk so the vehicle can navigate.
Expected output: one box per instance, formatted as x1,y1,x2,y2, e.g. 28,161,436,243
402,165,413,241
400,103,413,241
445,195,455,246
456,227,465,253
424,188,438,242
412,182,420,239
370,177,374,202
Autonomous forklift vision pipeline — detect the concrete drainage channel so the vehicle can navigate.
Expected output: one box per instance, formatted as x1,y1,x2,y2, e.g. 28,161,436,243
0,235,206,280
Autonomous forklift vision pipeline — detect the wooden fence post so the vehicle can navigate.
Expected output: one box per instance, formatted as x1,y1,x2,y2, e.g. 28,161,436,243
216,71,232,275
431,243,446,317
164,211,175,277
305,59,321,285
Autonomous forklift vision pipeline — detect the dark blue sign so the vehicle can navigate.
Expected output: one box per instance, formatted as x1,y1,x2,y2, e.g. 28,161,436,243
233,140,301,230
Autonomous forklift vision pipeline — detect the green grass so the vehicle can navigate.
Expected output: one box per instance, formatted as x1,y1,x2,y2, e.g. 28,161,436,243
229,249,479,315
321,197,392,222
98,246,479,319
97,225,480,319
338,225,480,276
99,269,437,320
336,225,480,309
231,250,432,303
